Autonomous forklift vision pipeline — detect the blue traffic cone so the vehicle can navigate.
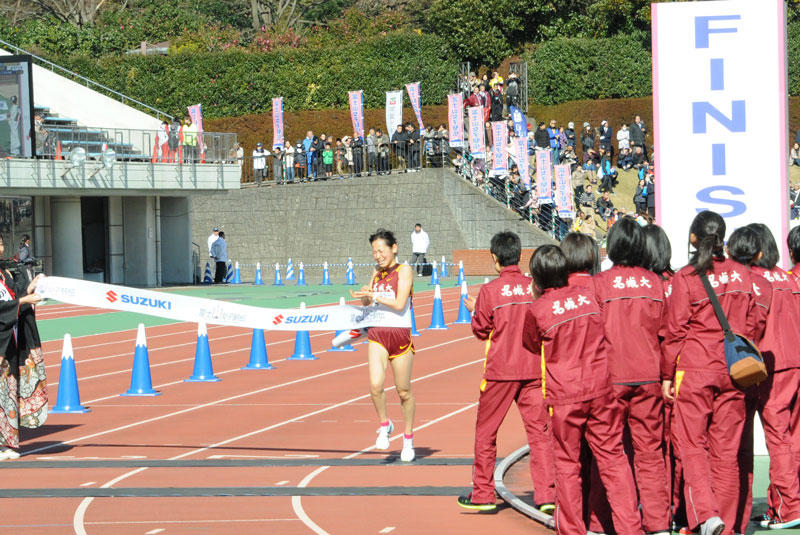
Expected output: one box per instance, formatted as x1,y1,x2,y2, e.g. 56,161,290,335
121,324,160,396
288,302,316,360
273,263,283,286
286,258,295,280
410,302,421,336
441,256,449,278
346,259,357,285
51,334,90,413
322,262,331,285
457,260,465,285
427,285,448,330
429,260,440,286
242,329,274,370
225,261,233,283
203,262,213,284
297,262,307,286
330,297,356,352
453,281,472,324
185,321,220,382
254,262,264,285
232,261,242,284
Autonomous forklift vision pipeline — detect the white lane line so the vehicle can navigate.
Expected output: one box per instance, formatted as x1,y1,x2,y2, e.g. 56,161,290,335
379,528,396,534
144,529,164,535
291,401,479,535
275,481,289,486
79,482,96,487
72,335,478,535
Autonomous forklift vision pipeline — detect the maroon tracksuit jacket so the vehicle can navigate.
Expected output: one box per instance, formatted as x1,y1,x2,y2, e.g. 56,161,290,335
468,265,555,505
661,258,770,532
594,265,670,532
525,284,642,535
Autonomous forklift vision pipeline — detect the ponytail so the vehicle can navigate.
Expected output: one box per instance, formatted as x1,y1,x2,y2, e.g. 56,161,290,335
689,211,725,275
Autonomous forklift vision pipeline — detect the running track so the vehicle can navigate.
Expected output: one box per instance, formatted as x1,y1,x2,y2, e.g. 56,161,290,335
3,285,550,535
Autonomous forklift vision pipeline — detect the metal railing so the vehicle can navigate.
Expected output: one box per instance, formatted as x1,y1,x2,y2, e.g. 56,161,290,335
0,37,173,121
37,124,238,164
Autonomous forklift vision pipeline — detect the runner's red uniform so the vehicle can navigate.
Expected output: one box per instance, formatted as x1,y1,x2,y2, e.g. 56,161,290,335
368,264,414,359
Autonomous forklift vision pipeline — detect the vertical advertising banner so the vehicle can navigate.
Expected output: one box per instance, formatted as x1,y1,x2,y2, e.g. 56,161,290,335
187,103,204,160
348,90,365,138
491,121,508,173
385,90,403,137
509,106,528,138
554,164,574,218
405,82,424,130
516,137,530,188
447,93,464,147
535,149,553,205
653,0,788,265
272,97,284,150
467,106,485,157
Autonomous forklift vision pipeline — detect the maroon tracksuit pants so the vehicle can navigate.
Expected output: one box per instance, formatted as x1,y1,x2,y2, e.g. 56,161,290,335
760,368,800,522
550,392,643,535
586,383,671,532
471,379,556,504
673,370,745,534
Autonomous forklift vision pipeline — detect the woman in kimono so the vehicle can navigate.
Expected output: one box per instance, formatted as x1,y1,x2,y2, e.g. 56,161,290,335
0,233,45,460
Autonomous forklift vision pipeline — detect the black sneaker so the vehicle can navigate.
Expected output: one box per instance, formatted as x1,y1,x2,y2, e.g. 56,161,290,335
457,493,496,511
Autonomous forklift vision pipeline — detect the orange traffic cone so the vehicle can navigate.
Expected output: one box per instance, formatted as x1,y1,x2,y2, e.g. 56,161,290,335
55,141,62,160
152,137,159,163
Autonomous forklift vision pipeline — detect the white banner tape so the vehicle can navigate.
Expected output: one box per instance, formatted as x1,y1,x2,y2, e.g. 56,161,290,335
35,277,411,331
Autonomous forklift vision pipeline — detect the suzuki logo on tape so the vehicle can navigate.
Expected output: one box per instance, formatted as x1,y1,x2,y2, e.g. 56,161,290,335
119,294,172,310
283,314,329,325
106,290,118,303
272,314,284,325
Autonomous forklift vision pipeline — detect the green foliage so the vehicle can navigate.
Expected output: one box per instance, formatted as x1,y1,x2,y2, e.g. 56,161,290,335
56,32,457,118
526,32,652,106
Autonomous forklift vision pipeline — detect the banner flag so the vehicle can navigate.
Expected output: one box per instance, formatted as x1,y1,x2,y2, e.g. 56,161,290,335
509,106,528,138
187,103,204,161
36,277,411,331
468,106,485,157
348,90,365,138
272,97,284,149
405,82,424,130
516,137,530,188
447,93,464,147
385,90,403,137
535,149,553,205
554,163,574,217
491,121,508,172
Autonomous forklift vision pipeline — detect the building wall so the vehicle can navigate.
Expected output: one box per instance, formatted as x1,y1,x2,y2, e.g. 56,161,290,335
190,168,554,283
160,197,193,284
122,196,157,286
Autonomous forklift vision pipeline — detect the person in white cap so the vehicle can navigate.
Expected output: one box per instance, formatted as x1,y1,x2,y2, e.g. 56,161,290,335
207,227,219,257
565,121,577,149
252,142,269,186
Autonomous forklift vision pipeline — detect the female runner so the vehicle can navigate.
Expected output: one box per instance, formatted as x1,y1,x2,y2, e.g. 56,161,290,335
351,229,416,462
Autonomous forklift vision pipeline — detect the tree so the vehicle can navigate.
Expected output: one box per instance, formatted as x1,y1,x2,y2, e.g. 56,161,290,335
247,0,350,31
31,0,113,26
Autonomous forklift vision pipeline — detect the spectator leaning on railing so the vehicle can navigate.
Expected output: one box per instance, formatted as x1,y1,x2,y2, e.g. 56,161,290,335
252,142,268,186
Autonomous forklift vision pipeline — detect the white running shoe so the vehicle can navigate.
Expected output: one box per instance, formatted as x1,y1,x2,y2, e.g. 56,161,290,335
332,329,367,349
0,448,20,460
375,421,393,450
700,516,725,535
400,436,415,462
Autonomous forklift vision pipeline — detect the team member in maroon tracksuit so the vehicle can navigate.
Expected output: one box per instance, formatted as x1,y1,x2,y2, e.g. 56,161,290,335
594,217,671,534
787,226,800,471
661,212,770,535
457,231,556,512
743,224,800,530
525,245,643,535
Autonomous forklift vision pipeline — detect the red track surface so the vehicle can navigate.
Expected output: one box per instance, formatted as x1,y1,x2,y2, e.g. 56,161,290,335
4,285,551,535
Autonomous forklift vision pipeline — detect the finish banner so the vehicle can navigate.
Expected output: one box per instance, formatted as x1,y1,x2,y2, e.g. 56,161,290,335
405,82,424,130
554,164,574,218
385,90,403,138
348,90,365,138
272,97,284,150
491,121,507,173
468,106,485,157
447,93,464,147
516,137,530,188
35,277,411,331
535,149,553,205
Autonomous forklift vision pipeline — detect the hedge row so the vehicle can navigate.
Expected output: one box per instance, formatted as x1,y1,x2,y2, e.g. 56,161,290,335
56,32,458,119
